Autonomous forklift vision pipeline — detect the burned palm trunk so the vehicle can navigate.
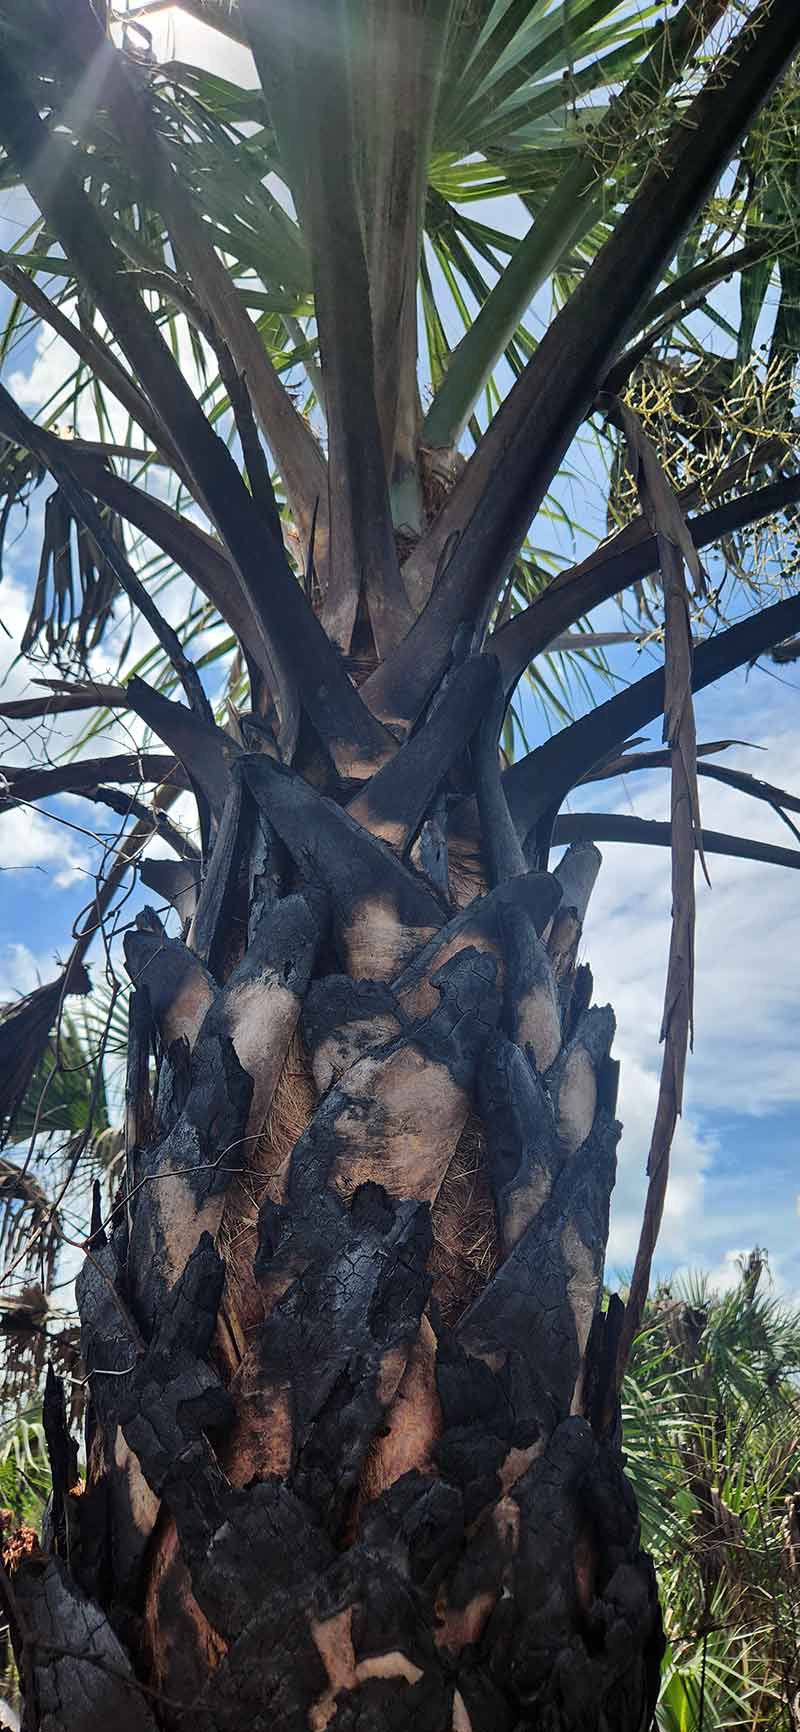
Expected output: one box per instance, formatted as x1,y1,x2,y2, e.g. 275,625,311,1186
4,720,664,1732
5,3,800,1722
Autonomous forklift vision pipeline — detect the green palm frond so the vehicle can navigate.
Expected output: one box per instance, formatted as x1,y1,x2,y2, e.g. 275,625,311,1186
0,1411,50,1529
8,1009,110,1146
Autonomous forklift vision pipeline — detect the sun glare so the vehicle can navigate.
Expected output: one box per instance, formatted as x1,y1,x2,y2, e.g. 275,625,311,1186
112,2,256,84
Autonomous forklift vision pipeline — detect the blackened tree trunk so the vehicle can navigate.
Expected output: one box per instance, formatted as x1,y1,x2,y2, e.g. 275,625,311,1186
0,2,799,1728
58,816,663,1732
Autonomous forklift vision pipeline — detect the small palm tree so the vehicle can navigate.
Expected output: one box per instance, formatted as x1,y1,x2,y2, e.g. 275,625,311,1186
625,1257,800,1730
0,2,798,1727
0,1412,51,1732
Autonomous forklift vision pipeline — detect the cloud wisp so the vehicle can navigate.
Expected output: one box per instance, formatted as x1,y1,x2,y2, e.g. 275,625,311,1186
571,684,800,1296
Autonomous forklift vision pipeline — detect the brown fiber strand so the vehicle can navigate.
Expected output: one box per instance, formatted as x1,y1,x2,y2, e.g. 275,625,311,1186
217,1030,318,1361
218,1035,502,1347
430,1112,499,1325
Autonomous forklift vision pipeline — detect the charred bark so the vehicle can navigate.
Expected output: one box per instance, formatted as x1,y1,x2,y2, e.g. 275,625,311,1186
2,727,664,1732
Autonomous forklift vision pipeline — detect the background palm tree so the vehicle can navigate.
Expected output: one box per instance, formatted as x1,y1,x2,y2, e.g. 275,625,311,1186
626,1254,800,1731
0,1,798,1727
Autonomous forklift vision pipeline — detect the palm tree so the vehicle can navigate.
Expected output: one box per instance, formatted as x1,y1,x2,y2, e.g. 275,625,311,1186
625,1255,800,1730
0,997,121,1420
0,1412,56,1732
0,1,799,1726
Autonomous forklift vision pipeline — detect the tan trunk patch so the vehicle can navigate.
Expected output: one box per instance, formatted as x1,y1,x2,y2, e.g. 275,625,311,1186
330,1046,468,1205
345,893,439,981
452,1688,473,1731
556,1044,597,1153
112,1424,159,1538
143,1518,225,1703
344,803,407,850
360,1314,441,1500
148,1173,225,1295
223,1364,293,1486
398,925,499,1020
434,1589,495,1656
166,973,216,1049
356,1652,423,1685
498,1442,543,1498
227,973,299,1141
311,1012,402,1095
562,1219,599,1365
375,1342,411,1407
547,907,581,988
515,982,561,1074
309,1606,357,1730
500,1171,552,1256
574,1521,597,1613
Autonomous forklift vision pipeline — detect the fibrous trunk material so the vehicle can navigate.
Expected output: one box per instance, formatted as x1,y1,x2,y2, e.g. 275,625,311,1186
10,746,663,1732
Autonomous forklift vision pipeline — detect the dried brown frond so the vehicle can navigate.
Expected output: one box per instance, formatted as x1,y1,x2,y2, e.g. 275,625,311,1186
2,1524,40,1572
612,406,707,1402
0,971,87,1150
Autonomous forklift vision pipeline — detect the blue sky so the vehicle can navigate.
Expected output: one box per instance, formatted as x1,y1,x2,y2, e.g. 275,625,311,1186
0,3,798,1304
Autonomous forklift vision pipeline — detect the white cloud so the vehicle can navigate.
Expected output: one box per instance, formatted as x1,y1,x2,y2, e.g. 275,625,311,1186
0,570,37,674
0,940,60,1001
0,569,124,772
703,1247,762,1296
8,321,79,422
566,695,800,1295
0,802,89,887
